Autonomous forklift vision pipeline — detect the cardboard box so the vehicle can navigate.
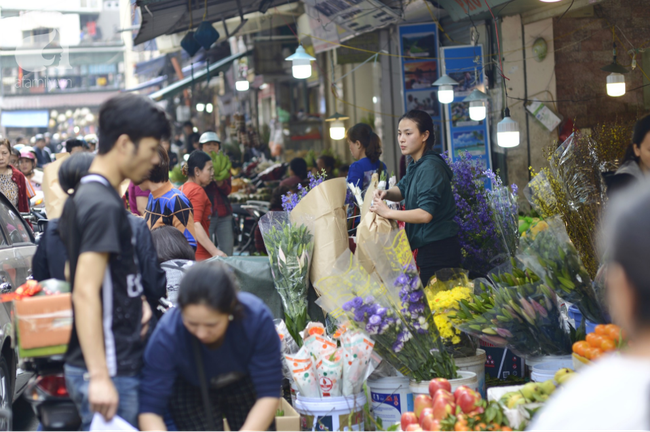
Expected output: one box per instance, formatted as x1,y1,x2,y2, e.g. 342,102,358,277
224,398,300,431
15,294,72,350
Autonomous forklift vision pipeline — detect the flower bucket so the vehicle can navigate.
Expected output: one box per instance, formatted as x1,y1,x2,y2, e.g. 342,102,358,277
455,349,487,398
407,371,478,410
368,376,411,429
295,392,366,431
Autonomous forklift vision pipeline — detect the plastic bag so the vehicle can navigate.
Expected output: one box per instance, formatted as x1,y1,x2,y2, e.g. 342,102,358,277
284,346,321,397
316,349,343,397
340,331,375,396
259,211,314,345
518,217,605,323
486,184,520,260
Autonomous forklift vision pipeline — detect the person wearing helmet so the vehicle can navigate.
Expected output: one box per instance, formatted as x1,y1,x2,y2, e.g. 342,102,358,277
19,149,43,192
199,131,234,256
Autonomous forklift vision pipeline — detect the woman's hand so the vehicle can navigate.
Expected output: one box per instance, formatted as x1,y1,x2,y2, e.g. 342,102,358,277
370,196,392,218
373,189,387,201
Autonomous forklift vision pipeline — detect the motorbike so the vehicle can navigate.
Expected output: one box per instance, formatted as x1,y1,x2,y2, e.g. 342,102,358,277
22,356,81,431
231,200,269,255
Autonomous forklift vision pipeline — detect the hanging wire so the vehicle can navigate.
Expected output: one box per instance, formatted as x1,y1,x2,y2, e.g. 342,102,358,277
188,0,193,29
203,0,208,20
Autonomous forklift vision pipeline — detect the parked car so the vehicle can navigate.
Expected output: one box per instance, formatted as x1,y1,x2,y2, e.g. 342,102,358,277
0,194,39,430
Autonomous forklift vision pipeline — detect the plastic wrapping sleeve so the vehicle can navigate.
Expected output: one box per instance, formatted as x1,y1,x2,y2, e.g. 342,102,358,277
315,350,343,397
357,229,457,380
455,281,571,358
524,171,559,219
340,331,375,396
284,346,321,397
259,211,315,345
517,216,606,324
487,185,520,260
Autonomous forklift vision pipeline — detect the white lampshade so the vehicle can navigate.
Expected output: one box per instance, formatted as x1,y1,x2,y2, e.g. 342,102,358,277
539,0,562,2
235,80,250,91
497,112,520,148
469,101,486,121
196,103,205,112
437,85,455,104
606,73,626,97
206,103,214,113
330,121,345,140
286,45,316,80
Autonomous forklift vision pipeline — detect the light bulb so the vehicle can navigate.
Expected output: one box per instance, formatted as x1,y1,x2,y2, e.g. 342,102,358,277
438,85,454,104
606,73,626,97
330,121,345,140
235,80,250,91
292,63,312,79
196,103,205,112
469,101,486,121
206,103,213,113
497,110,520,148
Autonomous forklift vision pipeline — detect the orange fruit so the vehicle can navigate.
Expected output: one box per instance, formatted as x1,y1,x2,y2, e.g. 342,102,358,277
590,347,603,360
594,324,607,336
586,333,602,348
600,338,616,352
605,324,625,343
572,341,589,357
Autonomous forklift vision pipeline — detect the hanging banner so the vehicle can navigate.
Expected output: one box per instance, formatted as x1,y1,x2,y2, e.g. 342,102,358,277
398,23,444,153
441,44,492,171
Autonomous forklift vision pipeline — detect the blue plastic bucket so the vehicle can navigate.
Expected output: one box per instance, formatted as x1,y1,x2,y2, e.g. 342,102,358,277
568,306,597,334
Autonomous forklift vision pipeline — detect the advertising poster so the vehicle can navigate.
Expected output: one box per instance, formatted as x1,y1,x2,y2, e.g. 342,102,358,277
441,45,491,171
399,24,443,153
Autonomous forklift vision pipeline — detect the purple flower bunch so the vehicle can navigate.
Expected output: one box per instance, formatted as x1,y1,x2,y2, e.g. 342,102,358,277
444,152,504,275
394,264,429,334
281,171,326,212
484,170,520,259
342,295,411,353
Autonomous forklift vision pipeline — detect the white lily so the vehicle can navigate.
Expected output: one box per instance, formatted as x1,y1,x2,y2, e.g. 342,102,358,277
278,247,287,264
347,182,363,207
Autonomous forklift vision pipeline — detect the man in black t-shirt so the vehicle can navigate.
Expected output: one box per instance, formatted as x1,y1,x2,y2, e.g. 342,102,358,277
59,93,171,430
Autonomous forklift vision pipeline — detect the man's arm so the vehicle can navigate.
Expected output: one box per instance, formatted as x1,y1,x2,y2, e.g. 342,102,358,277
73,252,119,421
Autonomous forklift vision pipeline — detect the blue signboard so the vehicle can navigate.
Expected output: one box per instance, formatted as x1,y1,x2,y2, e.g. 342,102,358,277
441,45,492,171
398,23,444,153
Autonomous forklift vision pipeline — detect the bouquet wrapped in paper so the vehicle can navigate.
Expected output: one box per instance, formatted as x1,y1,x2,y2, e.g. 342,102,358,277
518,217,606,324
316,250,456,381
259,211,314,346
358,228,457,379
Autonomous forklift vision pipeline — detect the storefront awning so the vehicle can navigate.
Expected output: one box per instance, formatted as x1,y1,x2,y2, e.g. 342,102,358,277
133,0,297,46
1,110,49,128
148,50,250,101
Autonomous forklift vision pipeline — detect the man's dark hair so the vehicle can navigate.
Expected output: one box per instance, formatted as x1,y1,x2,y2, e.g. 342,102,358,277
65,139,84,153
190,133,201,145
148,145,170,183
317,155,336,172
289,157,308,180
97,93,171,155
183,121,193,129
178,262,244,320
151,225,195,263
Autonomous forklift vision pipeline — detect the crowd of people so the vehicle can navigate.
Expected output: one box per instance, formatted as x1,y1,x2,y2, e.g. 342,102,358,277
3,89,649,431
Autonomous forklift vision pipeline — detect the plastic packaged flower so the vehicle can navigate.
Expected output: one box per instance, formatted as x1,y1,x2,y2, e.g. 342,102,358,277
259,211,314,346
518,216,606,324
484,170,520,260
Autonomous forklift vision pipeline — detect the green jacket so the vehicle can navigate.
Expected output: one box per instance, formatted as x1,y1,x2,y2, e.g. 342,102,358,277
397,151,458,250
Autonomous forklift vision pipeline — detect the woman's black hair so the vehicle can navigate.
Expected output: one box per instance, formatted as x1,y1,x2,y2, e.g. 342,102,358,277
317,155,336,172
11,148,20,158
151,225,196,263
289,158,308,180
270,185,290,210
399,110,436,152
65,139,84,153
59,153,95,195
183,150,212,179
346,124,383,173
603,180,650,327
623,115,650,163
177,261,244,320
148,145,170,183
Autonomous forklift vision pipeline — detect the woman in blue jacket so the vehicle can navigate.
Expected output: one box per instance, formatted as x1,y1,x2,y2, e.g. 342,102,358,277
371,110,460,286
138,261,282,431
346,123,387,191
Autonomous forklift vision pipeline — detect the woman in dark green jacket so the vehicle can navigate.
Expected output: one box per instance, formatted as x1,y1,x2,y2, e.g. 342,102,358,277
371,110,460,286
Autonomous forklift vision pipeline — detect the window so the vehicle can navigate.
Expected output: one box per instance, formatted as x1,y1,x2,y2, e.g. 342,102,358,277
0,200,33,245
22,28,59,47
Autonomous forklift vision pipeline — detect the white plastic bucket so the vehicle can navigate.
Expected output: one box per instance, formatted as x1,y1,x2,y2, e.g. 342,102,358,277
525,355,572,378
290,382,298,406
367,376,411,429
530,359,574,383
295,392,367,431
407,371,478,411
455,349,487,398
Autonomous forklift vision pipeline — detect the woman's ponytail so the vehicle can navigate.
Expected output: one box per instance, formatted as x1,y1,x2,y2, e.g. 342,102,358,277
346,123,383,169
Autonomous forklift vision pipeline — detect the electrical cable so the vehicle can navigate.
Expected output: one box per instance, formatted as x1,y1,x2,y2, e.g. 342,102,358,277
557,0,575,22
484,0,508,82
506,82,650,104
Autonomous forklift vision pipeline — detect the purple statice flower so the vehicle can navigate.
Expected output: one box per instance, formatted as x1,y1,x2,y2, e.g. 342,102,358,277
392,340,405,352
409,291,424,302
408,302,425,315
395,273,410,287
280,171,326,212
353,308,366,323
366,314,382,334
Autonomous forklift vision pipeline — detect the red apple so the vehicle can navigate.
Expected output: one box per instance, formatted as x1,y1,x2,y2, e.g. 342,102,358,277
432,389,453,404
421,415,441,432
405,425,423,431
453,385,472,401
456,390,480,414
428,378,452,398
413,394,433,418
419,408,434,427
432,396,456,421
401,412,419,431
